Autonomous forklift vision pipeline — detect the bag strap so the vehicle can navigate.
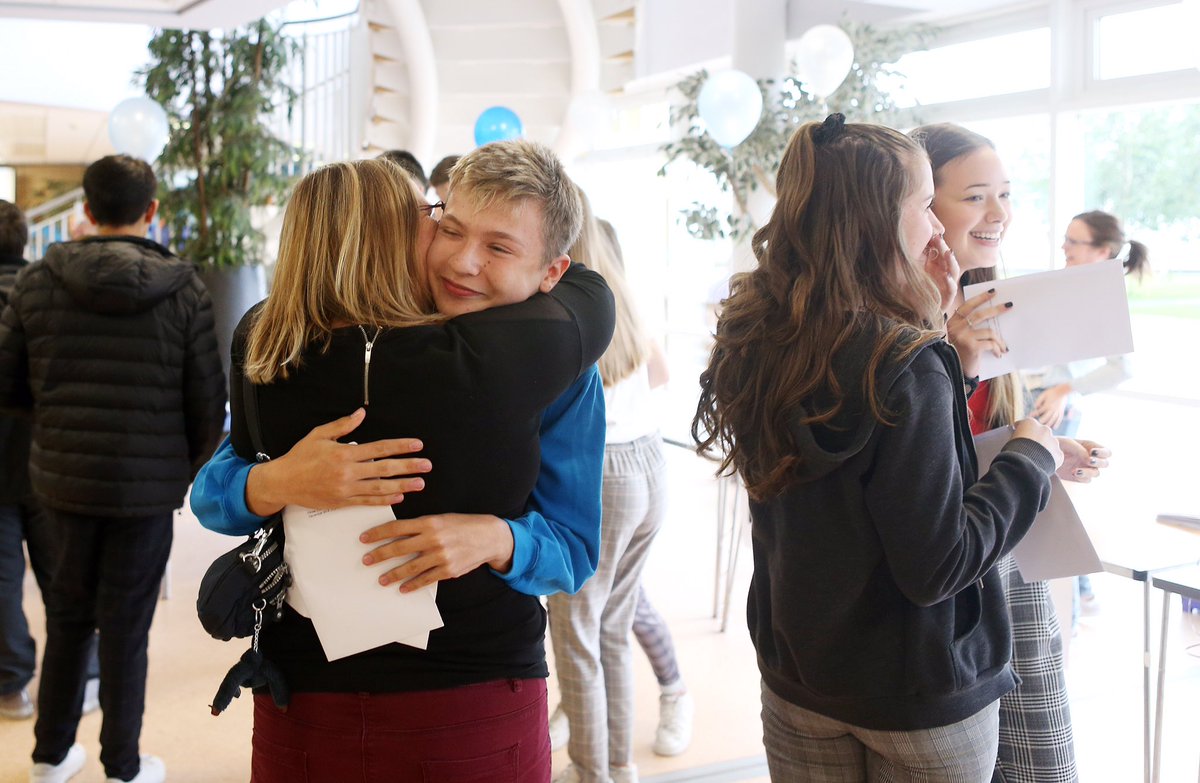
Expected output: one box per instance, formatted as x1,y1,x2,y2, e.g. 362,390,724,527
241,375,271,463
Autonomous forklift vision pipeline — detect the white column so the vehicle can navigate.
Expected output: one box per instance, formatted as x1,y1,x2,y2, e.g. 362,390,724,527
382,0,438,165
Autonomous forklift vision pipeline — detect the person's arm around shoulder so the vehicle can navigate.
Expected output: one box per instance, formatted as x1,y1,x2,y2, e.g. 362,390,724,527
546,264,617,371
495,365,605,595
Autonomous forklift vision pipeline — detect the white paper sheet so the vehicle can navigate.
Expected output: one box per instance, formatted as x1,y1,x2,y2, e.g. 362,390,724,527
973,427,1102,582
962,260,1134,381
282,504,443,660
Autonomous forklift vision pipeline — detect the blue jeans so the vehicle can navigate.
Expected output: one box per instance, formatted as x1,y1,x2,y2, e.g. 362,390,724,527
0,500,98,696
32,508,172,781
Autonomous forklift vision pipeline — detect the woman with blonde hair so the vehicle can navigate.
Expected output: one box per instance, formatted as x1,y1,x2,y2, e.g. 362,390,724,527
913,122,1112,782
548,187,671,783
695,114,1063,780
225,158,614,782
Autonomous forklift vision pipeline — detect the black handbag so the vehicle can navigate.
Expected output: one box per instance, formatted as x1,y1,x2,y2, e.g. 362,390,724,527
196,375,292,643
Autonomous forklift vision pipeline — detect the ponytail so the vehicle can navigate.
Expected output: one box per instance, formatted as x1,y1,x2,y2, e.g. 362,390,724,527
1124,239,1150,281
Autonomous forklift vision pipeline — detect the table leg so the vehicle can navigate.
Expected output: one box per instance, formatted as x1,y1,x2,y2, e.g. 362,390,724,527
713,477,727,619
1145,579,1152,783
1153,590,1171,783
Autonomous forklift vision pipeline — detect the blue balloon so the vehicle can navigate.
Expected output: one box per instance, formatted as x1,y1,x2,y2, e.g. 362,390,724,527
474,106,524,146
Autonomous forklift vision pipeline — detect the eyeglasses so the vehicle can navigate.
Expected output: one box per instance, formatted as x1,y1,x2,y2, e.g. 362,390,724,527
419,201,445,219
1062,236,1098,247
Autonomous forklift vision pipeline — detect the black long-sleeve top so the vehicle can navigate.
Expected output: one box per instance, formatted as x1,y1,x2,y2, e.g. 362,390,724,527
229,264,614,693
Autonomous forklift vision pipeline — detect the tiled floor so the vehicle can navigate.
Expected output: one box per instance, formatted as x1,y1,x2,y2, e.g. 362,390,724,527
2,374,1199,781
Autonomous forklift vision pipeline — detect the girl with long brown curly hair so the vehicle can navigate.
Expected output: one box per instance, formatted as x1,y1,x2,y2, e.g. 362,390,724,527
694,114,1063,781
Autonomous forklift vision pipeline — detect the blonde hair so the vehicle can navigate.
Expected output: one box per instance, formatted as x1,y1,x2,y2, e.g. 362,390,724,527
243,159,442,384
448,139,582,263
568,186,647,386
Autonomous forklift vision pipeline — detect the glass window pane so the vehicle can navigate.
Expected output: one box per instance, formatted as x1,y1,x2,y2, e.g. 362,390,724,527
1096,3,1194,80
885,28,1050,107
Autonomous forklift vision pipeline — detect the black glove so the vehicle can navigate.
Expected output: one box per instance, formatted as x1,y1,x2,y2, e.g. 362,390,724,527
209,647,290,716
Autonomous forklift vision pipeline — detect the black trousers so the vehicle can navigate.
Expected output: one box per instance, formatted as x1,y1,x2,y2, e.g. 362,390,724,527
0,498,100,695
32,508,172,781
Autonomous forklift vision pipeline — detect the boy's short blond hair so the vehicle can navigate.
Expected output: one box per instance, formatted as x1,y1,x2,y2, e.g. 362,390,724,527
449,140,582,264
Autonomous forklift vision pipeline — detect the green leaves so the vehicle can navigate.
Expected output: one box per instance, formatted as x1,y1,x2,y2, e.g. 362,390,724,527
139,20,302,267
659,19,935,243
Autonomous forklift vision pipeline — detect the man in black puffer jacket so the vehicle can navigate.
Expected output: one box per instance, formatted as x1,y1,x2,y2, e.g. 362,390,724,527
0,156,225,783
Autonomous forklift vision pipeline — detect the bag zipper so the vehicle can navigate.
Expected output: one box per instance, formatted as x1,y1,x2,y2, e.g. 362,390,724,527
358,325,382,406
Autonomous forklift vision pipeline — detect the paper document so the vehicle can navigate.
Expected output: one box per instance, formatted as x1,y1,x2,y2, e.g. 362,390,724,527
283,504,443,661
973,427,1102,582
963,260,1134,380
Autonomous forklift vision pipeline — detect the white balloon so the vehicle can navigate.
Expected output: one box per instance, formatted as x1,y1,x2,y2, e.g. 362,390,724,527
794,25,855,98
697,70,763,148
108,96,170,162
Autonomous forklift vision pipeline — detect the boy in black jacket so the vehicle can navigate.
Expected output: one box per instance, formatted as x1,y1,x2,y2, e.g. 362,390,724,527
0,157,226,783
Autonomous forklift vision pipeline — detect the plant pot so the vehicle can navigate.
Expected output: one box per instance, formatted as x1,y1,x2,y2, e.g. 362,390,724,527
196,265,268,386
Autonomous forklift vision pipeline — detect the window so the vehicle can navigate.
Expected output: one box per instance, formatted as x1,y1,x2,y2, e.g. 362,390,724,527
1095,2,1195,80
885,28,1050,107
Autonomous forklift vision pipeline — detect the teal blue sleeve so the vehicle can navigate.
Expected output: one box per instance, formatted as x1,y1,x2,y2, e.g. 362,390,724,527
190,435,269,536
492,365,604,596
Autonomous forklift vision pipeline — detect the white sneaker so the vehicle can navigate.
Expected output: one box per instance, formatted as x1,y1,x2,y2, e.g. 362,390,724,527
82,679,100,716
30,743,85,783
548,703,570,751
1,687,34,720
553,764,613,783
609,764,639,783
105,755,165,783
652,690,694,757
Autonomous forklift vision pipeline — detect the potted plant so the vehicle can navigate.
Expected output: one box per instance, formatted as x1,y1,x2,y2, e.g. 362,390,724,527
139,20,301,380
659,20,936,244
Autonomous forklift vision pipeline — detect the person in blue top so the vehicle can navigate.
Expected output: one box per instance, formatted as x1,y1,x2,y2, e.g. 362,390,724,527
191,168,605,601
190,142,613,783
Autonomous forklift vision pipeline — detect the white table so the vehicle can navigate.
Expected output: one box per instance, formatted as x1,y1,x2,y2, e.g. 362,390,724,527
1150,564,1200,783
1091,515,1200,783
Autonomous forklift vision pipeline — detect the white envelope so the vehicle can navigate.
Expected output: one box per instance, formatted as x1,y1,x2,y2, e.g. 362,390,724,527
973,426,1102,582
963,260,1134,381
282,504,443,660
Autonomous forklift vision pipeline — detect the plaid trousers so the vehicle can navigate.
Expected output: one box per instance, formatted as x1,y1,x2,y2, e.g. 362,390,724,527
994,555,1078,782
548,433,666,783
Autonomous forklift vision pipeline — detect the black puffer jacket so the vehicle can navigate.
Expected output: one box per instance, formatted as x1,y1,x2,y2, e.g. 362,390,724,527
0,253,32,504
0,237,226,516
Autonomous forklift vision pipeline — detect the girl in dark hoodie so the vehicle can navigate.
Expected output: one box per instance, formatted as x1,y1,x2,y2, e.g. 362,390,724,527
694,115,1063,781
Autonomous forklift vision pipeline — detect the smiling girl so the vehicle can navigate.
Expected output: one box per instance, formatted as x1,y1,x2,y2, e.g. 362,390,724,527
695,115,1063,781
914,123,1113,783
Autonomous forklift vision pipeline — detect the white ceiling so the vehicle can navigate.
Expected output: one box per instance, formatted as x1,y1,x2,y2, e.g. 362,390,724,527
0,101,113,164
0,0,288,27
0,0,1037,167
